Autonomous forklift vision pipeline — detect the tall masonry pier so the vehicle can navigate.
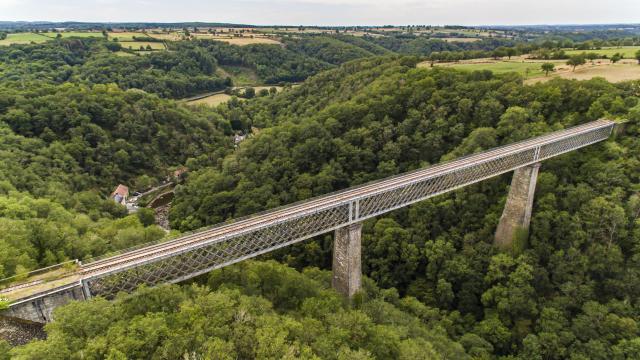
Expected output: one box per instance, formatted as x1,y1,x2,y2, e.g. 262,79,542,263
494,163,541,248
332,223,363,297
1,120,615,325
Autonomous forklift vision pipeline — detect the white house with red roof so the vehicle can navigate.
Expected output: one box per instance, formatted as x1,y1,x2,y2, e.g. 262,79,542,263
111,184,129,205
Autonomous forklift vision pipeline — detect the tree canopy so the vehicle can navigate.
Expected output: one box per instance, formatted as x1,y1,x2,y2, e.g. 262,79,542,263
2,35,640,359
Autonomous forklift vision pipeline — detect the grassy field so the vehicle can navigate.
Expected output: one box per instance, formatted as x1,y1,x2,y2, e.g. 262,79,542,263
193,34,281,46
46,31,104,39
186,86,284,107
431,61,551,78
527,63,640,84
418,59,640,84
0,32,50,45
0,30,278,48
148,32,183,41
187,93,233,107
114,51,136,57
219,37,281,46
120,41,166,51
441,37,482,43
0,31,164,47
218,65,259,86
564,46,640,59
418,57,640,83
108,31,146,41
0,31,118,45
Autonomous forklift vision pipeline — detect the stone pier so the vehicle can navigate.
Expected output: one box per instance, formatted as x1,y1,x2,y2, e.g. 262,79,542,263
332,223,362,298
495,163,540,249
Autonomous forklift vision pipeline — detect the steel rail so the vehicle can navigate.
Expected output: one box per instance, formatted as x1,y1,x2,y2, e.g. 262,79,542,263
82,120,610,273
78,120,614,297
81,121,611,275
83,120,609,270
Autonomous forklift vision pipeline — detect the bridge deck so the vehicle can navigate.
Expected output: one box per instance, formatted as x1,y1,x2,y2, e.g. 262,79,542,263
3,119,615,302
76,119,613,298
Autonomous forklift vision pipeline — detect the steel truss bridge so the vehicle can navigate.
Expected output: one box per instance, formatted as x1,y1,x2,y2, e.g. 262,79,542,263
70,119,614,299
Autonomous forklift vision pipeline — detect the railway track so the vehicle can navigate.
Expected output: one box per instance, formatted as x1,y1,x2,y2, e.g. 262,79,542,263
79,120,614,279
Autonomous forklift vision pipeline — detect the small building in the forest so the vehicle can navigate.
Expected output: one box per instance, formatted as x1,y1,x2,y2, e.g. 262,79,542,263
173,167,188,181
234,134,246,146
111,184,129,205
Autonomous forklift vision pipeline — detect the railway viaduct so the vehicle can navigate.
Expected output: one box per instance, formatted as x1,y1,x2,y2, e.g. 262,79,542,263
0,119,616,326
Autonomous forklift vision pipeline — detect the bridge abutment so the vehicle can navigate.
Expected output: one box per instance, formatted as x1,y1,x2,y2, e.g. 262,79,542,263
1,284,85,324
332,223,362,298
495,163,540,249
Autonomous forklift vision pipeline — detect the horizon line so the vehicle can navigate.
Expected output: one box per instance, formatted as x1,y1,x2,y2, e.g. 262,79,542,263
1,20,640,28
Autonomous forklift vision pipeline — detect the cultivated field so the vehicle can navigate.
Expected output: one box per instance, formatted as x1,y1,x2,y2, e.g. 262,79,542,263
0,31,151,46
421,57,640,83
0,32,50,45
48,31,104,38
193,34,281,46
419,58,565,79
443,61,547,78
120,41,166,50
258,27,338,34
148,32,184,41
185,86,284,107
217,37,281,46
372,27,511,39
107,31,147,41
527,63,640,84
563,46,640,59
114,51,136,57
430,28,503,37
186,93,233,106
441,37,482,43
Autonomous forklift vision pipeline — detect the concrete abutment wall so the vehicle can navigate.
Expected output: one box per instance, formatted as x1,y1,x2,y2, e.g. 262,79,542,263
1,284,85,324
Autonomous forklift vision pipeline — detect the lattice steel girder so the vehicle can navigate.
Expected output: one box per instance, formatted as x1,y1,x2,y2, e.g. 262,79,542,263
82,120,615,298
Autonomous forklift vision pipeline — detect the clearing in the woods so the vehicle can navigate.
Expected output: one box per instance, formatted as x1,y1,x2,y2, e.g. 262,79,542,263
526,62,640,84
563,46,640,59
420,57,640,83
217,65,260,86
119,41,166,51
192,34,281,46
0,32,50,45
186,93,234,107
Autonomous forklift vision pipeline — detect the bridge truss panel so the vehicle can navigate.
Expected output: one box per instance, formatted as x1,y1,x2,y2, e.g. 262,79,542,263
83,121,614,298
85,203,351,296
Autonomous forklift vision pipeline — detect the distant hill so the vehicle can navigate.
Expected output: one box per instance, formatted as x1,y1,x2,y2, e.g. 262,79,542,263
0,21,253,31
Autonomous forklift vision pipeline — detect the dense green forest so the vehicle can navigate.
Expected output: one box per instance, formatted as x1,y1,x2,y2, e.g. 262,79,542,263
1,32,640,359
167,57,640,359
177,40,333,84
0,33,572,97
6,261,471,359
0,39,230,98
0,82,233,279
0,37,332,97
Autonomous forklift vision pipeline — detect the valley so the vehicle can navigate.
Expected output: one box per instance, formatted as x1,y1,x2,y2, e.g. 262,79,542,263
0,18,639,360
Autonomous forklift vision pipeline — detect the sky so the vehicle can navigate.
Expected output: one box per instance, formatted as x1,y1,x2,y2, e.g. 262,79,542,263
1,0,639,26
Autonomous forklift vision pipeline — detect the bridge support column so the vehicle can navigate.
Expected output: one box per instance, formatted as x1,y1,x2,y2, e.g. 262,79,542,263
332,223,362,298
495,163,540,249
